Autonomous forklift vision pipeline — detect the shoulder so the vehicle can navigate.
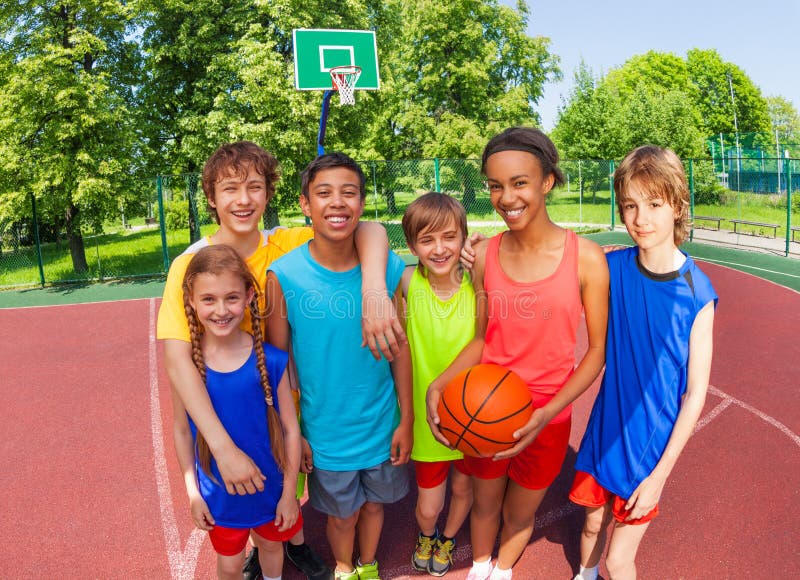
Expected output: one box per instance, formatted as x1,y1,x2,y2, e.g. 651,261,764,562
265,226,313,251
401,264,416,297
576,235,609,278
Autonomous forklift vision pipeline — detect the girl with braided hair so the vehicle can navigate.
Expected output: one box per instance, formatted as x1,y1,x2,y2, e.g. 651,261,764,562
172,244,301,580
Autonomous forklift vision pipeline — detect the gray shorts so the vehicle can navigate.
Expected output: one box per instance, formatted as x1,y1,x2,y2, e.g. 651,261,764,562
308,460,409,519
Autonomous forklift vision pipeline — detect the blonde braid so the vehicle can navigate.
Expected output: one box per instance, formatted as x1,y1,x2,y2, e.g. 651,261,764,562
250,299,287,472
182,279,214,478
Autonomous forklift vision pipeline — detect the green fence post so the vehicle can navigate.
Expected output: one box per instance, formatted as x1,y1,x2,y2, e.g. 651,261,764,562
371,162,379,220
30,192,45,287
786,159,792,257
434,158,441,192
157,176,170,272
689,159,695,242
609,160,616,231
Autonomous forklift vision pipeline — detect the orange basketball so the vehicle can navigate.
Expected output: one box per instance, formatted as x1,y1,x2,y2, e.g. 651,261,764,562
437,364,533,457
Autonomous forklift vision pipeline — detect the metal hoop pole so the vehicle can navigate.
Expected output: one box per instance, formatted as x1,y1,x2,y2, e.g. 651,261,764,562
317,89,334,156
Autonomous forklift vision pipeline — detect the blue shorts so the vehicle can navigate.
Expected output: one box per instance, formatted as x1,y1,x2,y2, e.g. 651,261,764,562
308,460,409,518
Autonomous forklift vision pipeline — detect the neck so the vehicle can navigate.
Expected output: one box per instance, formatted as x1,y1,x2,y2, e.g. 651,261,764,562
426,268,461,300
200,327,251,354
505,218,561,250
638,245,684,274
211,228,262,259
307,237,359,271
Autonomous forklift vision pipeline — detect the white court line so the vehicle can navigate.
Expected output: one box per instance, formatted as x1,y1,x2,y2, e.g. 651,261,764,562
149,298,205,579
707,385,800,447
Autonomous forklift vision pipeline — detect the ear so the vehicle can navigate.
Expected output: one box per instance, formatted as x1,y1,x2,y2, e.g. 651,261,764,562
299,194,311,218
408,243,419,258
543,174,555,195
246,286,256,304
207,195,216,208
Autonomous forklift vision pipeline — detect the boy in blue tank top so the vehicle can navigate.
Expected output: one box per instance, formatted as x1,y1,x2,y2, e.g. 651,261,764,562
570,146,717,580
266,153,413,580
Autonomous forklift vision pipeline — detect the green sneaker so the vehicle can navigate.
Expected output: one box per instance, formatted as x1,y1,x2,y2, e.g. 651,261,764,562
334,568,359,580
355,559,381,580
429,536,456,576
412,531,437,572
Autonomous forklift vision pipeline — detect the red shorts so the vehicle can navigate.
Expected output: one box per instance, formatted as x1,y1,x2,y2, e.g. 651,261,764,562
414,459,471,489
569,471,659,525
208,513,304,556
462,417,571,490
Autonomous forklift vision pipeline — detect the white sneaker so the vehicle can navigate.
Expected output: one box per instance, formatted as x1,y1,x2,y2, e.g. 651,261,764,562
466,561,494,580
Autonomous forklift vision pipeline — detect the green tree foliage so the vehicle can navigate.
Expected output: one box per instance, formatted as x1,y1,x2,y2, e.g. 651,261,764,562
686,49,771,138
767,95,800,146
554,49,769,162
0,0,138,272
372,0,560,159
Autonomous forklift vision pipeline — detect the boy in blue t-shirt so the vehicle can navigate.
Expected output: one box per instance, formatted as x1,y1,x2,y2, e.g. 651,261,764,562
570,145,717,580
266,153,413,580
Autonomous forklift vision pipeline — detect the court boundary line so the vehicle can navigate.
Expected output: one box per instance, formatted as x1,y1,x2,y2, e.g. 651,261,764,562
149,298,205,579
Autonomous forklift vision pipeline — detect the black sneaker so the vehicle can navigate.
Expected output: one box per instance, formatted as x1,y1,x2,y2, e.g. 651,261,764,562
243,546,262,580
285,542,333,580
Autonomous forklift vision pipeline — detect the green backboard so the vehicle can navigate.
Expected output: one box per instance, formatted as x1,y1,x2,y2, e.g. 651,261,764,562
293,29,380,91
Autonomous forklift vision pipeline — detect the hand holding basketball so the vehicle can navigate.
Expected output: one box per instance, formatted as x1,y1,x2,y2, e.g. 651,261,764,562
426,381,452,448
436,364,534,457
492,406,548,460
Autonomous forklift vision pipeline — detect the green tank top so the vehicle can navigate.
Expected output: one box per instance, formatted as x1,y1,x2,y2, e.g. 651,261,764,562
407,267,476,462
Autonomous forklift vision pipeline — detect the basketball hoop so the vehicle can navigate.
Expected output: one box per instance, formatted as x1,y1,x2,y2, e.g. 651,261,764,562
330,65,361,106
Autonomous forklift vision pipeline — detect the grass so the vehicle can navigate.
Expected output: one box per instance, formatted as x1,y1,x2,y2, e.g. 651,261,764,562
1,188,797,289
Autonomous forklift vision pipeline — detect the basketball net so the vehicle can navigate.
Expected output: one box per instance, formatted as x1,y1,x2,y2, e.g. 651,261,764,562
330,65,361,106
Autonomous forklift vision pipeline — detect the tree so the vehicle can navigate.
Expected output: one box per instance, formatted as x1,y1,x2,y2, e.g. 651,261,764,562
686,49,771,138
0,1,138,273
766,95,800,146
552,62,625,160
372,0,560,159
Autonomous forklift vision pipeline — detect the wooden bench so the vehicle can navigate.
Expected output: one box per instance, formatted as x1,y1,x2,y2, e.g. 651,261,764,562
728,219,780,238
791,226,800,242
693,215,723,230
144,217,157,225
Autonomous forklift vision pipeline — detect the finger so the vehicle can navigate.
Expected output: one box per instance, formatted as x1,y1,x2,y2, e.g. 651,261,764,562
204,511,215,526
391,318,407,344
225,482,236,495
366,335,382,361
382,330,401,359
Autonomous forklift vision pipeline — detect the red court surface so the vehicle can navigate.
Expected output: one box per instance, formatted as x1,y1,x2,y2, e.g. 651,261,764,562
1,263,797,579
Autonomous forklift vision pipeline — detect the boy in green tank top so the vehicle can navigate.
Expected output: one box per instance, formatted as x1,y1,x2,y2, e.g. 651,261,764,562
401,192,480,576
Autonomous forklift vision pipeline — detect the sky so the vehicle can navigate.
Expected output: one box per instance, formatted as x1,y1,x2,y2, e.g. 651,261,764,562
518,0,800,131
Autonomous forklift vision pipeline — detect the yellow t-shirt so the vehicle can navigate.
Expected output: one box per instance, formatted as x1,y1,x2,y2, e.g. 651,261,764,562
156,226,313,342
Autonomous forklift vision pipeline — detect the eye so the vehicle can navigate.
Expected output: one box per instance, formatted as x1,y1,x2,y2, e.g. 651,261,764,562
514,180,527,187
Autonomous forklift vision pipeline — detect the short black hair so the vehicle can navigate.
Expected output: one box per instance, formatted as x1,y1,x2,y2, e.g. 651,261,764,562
301,152,366,198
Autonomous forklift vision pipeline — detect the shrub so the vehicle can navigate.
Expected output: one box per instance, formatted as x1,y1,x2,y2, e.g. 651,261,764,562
164,199,189,230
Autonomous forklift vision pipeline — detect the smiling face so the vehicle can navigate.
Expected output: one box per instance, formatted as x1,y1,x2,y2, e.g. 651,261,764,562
484,150,555,231
620,182,679,253
409,217,464,279
208,164,269,236
300,166,365,242
189,270,253,340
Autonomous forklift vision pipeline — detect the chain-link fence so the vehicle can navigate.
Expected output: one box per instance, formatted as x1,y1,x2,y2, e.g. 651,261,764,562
1,157,797,289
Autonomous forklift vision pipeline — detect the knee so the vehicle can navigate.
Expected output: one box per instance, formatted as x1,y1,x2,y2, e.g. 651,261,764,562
472,496,501,520
582,510,607,538
330,513,359,533
216,557,241,580
361,501,383,517
416,499,442,522
605,550,633,578
450,478,473,504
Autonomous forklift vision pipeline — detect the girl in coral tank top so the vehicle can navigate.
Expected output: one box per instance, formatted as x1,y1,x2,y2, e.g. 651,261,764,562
427,127,609,580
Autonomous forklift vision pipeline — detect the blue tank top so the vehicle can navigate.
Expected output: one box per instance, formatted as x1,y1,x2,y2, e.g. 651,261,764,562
188,343,288,527
575,248,717,499
269,242,406,470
